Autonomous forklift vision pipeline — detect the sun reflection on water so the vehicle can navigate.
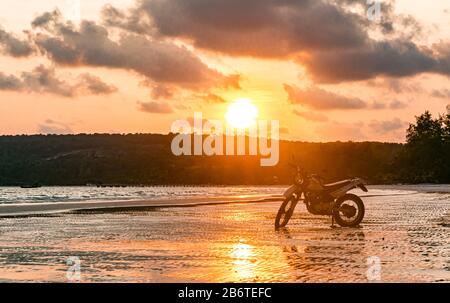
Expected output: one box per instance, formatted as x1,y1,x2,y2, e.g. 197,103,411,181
230,242,257,279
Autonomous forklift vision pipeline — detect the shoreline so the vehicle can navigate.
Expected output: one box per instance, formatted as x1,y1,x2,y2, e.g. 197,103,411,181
0,184,448,218
0,194,283,218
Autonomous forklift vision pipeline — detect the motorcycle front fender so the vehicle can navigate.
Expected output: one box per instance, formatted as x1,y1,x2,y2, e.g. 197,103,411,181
283,185,300,199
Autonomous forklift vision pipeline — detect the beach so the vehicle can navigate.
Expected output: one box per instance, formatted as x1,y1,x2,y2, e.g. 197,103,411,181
0,185,449,282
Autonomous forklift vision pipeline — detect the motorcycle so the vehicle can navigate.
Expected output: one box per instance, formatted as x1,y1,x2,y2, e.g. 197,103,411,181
275,163,368,229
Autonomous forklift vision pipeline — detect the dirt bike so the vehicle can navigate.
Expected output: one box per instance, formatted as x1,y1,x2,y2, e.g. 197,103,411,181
275,163,368,229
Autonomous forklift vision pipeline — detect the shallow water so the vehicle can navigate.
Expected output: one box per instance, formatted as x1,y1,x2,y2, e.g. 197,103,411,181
0,184,424,204
0,186,448,282
0,186,285,204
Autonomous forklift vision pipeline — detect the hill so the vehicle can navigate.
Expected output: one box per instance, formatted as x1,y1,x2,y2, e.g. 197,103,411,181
0,134,403,185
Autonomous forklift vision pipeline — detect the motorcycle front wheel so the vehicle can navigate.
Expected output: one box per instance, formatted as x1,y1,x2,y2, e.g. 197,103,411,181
332,194,365,227
275,196,298,229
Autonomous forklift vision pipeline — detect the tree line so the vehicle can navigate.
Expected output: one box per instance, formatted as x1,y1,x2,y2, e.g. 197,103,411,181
0,111,448,186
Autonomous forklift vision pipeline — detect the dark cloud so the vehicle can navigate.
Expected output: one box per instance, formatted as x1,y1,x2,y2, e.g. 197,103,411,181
369,118,406,134
5,1,447,87
435,43,450,74
138,101,174,113
0,73,22,90
285,84,367,110
110,0,447,83
32,11,235,90
0,65,117,97
138,0,367,58
31,10,60,29
293,109,329,122
0,28,34,57
302,40,439,83
101,4,154,35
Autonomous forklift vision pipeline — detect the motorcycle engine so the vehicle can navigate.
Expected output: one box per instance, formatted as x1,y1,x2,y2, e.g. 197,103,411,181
305,192,333,215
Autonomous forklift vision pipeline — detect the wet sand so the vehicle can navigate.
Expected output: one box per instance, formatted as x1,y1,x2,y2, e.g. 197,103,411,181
0,187,449,282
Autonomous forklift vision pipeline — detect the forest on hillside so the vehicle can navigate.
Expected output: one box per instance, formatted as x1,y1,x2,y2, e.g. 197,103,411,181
0,111,449,186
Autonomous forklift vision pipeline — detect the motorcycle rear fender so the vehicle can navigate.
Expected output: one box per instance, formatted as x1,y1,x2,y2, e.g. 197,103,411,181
283,185,300,198
330,178,367,198
358,183,368,192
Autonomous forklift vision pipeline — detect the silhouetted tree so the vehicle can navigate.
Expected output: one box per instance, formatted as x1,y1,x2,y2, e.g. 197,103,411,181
398,111,450,183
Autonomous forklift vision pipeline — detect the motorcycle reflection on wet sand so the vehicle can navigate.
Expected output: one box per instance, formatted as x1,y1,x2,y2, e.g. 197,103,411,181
277,228,367,282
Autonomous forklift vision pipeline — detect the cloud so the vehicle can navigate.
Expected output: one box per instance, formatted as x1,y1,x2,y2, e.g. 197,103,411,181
101,4,154,35
293,109,329,122
76,73,118,95
150,84,174,100
0,65,117,97
367,78,423,94
104,0,450,83
302,40,440,83
138,101,174,113
285,84,367,110
38,119,73,134
0,28,34,57
199,93,227,103
219,74,241,90
0,73,22,90
389,100,408,109
371,101,386,109
369,118,406,134
31,11,60,29
32,11,235,90
20,65,75,97
431,89,450,99
137,0,367,58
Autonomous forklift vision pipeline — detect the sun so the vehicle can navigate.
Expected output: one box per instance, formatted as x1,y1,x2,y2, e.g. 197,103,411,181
225,98,259,129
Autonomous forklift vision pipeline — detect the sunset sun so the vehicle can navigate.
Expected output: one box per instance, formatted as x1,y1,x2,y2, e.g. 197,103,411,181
225,98,259,129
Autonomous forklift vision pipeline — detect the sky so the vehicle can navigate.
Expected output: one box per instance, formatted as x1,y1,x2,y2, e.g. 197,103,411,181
0,0,449,142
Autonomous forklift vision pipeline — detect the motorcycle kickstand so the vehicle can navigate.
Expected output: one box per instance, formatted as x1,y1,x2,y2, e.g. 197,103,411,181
330,215,336,228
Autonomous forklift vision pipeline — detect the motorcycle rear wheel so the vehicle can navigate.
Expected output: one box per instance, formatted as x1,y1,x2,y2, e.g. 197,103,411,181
275,196,298,229
332,194,365,227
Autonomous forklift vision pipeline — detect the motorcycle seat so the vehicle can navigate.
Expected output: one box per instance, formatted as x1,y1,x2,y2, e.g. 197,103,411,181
324,180,353,192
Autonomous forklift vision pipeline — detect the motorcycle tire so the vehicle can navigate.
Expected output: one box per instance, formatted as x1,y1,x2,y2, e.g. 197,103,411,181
275,196,298,229
333,194,365,227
